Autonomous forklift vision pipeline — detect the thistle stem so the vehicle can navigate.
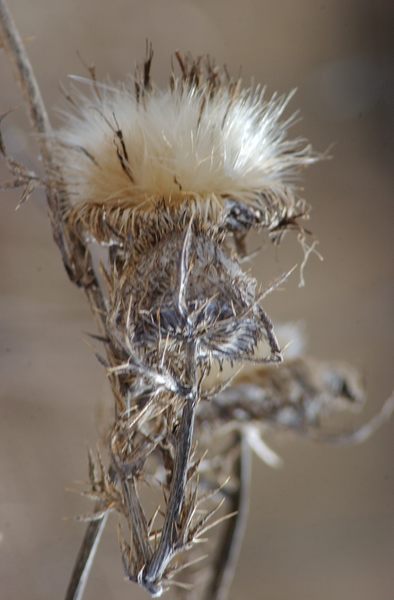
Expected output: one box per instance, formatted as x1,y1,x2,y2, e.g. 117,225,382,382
143,342,198,594
204,430,252,600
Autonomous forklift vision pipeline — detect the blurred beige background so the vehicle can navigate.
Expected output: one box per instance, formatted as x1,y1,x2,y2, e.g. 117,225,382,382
0,1,393,599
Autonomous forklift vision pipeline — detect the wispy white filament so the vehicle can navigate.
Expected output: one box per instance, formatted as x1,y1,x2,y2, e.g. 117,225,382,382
56,70,316,211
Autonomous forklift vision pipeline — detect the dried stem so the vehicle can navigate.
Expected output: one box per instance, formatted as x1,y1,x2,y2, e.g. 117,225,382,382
0,1,52,161
308,392,394,446
0,0,105,307
0,4,108,597
143,343,198,595
0,0,69,261
204,431,252,600
65,511,109,600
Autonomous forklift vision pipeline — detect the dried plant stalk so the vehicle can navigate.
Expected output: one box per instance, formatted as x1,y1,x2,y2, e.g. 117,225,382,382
203,431,252,600
65,512,109,600
1,4,392,600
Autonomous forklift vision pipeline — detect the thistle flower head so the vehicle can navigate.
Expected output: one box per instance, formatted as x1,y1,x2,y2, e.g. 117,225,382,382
57,52,317,238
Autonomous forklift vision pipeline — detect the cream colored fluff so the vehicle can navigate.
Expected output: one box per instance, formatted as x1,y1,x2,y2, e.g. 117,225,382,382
56,64,316,212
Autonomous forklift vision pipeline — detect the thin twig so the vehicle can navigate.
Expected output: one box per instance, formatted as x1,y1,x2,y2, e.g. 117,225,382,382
65,510,109,600
0,0,108,355
0,0,70,263
204,430,252,600
308,392,394,446
0,0,104,301
0,6,109,599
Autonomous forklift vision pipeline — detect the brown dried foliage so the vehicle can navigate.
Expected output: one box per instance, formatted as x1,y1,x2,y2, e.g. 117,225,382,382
1,5,393,600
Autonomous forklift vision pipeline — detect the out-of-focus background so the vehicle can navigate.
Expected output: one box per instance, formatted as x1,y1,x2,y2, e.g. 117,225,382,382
0,1,393,599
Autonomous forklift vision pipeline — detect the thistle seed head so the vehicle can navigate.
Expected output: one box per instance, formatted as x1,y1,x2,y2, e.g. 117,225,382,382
57,52,317,246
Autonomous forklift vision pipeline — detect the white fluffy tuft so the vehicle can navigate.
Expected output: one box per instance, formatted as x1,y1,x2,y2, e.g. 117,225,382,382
56,58,317,212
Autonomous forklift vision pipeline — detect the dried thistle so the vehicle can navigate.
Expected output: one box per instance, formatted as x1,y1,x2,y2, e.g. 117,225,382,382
1,4,392,600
